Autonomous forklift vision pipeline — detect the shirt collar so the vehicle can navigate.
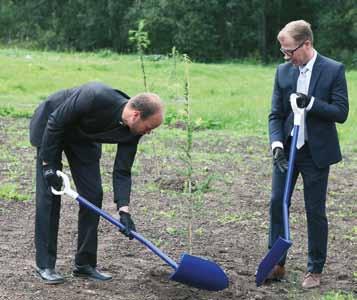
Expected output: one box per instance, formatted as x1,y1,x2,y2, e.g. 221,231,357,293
118,102,128,127
299,49,317,73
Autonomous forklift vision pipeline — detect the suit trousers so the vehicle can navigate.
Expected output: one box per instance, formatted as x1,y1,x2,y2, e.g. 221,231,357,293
268,143,330,273
35,142,103,269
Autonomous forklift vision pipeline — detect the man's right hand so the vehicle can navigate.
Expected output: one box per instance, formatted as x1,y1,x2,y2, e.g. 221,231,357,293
273,147,288,173
43,165,63,190
295,92,311,108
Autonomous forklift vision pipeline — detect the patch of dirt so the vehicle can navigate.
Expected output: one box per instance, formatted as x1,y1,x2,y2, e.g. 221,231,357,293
0,117,356,300
154,175,187,192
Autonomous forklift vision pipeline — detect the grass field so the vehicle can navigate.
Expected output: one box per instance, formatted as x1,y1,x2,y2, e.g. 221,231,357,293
0,47,356,146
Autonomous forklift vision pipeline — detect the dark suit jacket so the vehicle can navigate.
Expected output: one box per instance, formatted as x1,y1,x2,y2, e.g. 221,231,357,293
29,82,141,206
269,53,349,168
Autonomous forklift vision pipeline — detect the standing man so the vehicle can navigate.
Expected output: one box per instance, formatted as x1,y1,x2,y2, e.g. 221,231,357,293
267,20,348,288
30,82,164,284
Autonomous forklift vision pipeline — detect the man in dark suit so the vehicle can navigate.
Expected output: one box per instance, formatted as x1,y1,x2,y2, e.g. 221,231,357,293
267,20,348,288
29,82,164,284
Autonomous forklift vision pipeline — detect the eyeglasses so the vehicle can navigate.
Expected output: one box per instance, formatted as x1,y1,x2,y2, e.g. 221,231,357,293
280,40,306,56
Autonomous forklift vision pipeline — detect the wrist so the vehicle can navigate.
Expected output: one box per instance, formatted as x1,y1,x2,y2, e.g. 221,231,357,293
306,96,315,111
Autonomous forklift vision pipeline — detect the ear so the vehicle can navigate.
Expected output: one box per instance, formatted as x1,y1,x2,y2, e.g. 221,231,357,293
132,110,141,121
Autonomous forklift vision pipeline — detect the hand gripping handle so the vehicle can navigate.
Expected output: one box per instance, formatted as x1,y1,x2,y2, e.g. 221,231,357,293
51,171,79,199
290,94,306,126
50,170,178,270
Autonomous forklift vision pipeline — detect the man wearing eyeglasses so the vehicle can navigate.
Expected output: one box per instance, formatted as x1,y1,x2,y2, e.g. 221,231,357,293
267,20,348,288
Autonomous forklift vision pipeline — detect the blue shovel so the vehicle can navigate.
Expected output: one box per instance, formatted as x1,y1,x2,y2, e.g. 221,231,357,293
256,100,304,286
52,171,229,291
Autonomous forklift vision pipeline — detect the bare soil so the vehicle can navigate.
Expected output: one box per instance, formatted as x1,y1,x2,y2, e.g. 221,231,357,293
0,117,356,300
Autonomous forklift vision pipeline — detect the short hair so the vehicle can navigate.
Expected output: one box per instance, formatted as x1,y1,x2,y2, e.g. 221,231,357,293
278,20,314,44
129,92,163,120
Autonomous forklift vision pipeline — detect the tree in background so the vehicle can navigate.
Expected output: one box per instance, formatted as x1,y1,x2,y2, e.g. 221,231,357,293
314,0,357,66
129,19,150,91
0,0,355,66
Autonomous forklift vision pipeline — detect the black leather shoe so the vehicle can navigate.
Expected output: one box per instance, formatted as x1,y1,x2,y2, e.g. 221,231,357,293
36,267,64,284
73,264,112,281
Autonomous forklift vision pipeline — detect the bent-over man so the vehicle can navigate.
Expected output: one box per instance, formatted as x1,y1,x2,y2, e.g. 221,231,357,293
29,81,164,284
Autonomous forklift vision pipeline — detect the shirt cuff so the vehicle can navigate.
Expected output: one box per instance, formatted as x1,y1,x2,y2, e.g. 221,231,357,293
118,205,129,213
306,96,315,111
116,198,130,208
271,141,284,151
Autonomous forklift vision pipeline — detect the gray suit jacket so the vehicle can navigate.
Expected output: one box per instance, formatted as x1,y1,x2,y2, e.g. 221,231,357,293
269,53,349,168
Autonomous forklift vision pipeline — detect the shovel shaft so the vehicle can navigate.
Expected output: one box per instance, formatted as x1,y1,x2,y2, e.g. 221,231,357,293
52,171,229,291
282,124,299,240
256,106,304,286
75,195,179,270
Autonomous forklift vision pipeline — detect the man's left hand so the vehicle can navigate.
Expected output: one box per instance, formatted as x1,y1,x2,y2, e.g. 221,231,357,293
43,164,63,191
295,92,311,108
119,211,136,240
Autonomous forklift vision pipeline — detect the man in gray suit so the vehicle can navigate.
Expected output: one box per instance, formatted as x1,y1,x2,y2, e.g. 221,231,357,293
30,82,164,284
267,20,348,288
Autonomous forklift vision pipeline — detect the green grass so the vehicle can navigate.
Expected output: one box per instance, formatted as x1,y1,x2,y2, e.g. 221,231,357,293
0,46,356,147
0,183,30,201
320,292,357,300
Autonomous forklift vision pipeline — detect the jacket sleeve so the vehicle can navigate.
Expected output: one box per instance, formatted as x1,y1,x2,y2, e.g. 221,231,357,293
268,68,285,145
40,87,95,163
309,64,349,124
113,141,139,207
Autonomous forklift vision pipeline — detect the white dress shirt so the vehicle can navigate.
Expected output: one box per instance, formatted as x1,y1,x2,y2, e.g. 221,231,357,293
271,50,317,151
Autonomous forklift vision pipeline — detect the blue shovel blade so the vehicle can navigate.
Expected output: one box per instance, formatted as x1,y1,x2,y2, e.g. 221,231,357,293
255,237,292,286
170,253,229,291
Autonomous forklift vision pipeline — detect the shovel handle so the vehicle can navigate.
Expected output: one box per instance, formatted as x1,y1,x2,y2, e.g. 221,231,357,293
282,125,299,241
290,93,306,125
281,95,305,240
51,171,179,270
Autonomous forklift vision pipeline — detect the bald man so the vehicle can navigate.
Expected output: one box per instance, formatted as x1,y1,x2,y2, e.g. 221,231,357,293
29,82,164,284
